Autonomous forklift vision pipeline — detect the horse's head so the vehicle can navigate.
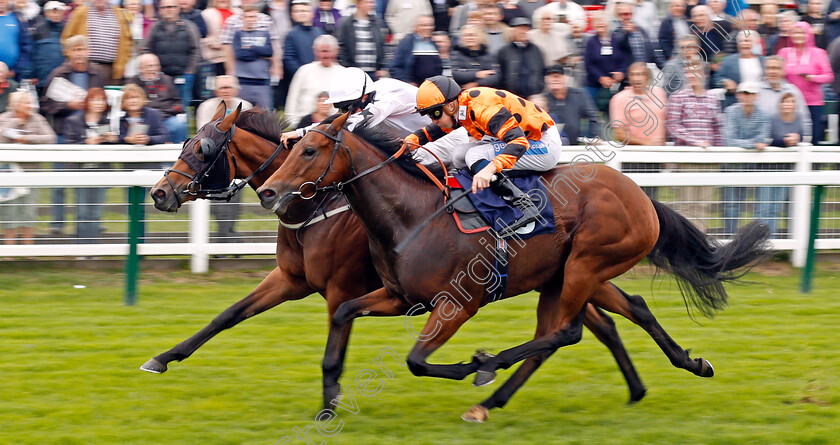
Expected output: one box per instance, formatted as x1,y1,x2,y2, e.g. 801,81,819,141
257,112,352,216
151,101,241,212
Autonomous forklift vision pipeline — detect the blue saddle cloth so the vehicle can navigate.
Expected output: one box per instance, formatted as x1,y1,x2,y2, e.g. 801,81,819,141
453,170,555,239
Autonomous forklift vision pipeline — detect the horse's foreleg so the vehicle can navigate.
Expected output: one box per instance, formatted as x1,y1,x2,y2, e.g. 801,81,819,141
591,283,714,378
322,287,412,410
404,301,483,381
141,267,311,373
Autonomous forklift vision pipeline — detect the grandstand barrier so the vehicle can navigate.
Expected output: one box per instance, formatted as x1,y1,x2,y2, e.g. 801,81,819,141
2,144,839,288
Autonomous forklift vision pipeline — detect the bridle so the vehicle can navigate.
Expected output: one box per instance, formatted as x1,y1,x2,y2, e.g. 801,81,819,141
163,121,284,207
287,126,409,200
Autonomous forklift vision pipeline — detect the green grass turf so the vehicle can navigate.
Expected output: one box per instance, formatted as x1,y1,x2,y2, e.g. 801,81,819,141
0,263,838,444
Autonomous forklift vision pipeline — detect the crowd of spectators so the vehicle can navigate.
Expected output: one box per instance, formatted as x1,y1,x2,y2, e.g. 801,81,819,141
2,0,840,243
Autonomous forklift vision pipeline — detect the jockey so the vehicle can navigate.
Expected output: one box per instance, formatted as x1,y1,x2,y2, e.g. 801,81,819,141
403,76,563,233
280,67,431,145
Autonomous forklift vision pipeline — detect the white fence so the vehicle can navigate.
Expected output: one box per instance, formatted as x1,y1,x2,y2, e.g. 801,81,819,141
1,143,839,272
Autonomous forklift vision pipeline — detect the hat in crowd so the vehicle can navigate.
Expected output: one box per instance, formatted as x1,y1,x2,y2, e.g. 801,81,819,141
545,65,565,76
736,81,761,94
290,0,310,5
44,1,67,10
509,17,532,28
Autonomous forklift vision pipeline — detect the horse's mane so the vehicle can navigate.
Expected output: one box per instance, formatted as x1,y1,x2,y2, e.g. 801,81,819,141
235,108,290,145
319,114,446,182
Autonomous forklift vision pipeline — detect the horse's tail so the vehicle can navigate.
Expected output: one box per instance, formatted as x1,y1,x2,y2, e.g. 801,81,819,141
647,199,771,317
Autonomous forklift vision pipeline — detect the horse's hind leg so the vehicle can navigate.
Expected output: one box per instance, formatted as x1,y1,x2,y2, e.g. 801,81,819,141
141,267,311,373
462,296,646,422
591,283,714,378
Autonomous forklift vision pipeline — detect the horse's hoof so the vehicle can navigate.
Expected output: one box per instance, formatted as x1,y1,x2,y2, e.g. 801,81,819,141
628,388,647,405
473,370,496,387
461,405,489,423
698,358,714,377
140,358,167,374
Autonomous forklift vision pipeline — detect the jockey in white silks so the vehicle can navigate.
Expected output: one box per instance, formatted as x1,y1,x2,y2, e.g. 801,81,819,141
280,67,468,168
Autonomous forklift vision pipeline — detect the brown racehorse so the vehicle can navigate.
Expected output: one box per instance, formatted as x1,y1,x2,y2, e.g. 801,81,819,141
143,104,651,412
256,112,769,421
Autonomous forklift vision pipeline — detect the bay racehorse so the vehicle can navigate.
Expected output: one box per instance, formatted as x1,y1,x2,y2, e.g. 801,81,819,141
256,112,769,421
143,104,655,413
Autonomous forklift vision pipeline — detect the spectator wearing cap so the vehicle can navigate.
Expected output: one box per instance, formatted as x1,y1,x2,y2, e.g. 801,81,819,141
285,34,343,126
542,64,599,145
335,0,387,80
496,17,545,98
713,31,764,109
144,0,201,109
528,7,571,66
126,53,188,143
61,0,133,83
722,81,770,235
232,6,274,109
531,0,586,30
451,24,500,89
32,1,67,93
0,0,33,82
313,0,341,35
756,55,811,139
583,12,625,112
778,21,833,144
389,15,442,85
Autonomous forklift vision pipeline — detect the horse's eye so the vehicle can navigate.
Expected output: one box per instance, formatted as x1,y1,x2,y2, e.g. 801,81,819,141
302,147,316,157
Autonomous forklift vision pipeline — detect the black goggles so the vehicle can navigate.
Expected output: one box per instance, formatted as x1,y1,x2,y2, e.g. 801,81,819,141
419,105,445,120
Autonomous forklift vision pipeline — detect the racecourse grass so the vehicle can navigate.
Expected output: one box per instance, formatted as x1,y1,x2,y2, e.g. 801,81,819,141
1,262,838,444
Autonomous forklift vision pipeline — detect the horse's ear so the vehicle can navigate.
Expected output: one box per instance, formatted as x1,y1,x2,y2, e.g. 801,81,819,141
327,111,352,135
217,103,242,131
212,100,227,121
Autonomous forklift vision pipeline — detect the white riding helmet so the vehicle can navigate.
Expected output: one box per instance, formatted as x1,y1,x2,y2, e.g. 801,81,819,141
325,67,375,105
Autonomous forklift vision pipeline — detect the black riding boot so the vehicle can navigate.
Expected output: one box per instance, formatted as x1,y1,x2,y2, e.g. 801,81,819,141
491,174,541,235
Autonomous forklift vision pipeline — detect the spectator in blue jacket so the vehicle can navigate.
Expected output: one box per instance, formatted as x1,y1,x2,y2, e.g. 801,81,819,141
0,0,33,82
283,0,322,84
714,31,764,109
31,1,66,94
233,6,274,109
583,12,626,112
389,15,442,85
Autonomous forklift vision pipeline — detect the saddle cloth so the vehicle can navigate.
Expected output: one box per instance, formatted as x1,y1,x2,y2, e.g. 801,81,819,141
447,170,555,240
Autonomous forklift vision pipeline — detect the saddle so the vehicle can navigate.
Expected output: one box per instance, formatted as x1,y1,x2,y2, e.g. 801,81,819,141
445,175,491,234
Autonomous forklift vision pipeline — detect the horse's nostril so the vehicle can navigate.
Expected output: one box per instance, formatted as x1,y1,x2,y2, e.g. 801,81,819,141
260,189,276,200
153,189,166,198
